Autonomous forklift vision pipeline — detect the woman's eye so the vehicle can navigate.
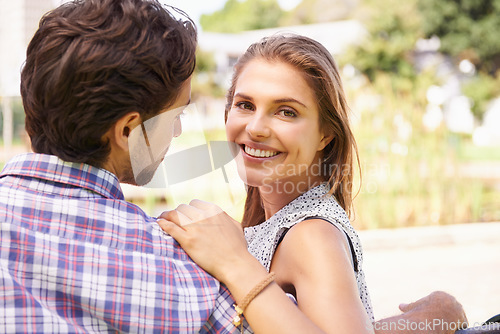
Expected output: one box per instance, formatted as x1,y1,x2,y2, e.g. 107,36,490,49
277,109,297,117
235,101,254,111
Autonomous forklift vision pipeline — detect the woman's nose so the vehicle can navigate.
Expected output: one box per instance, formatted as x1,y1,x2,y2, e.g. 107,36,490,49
245,113,271,138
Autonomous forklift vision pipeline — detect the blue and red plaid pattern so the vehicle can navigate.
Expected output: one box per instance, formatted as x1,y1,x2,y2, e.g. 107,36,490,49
0,153,244,333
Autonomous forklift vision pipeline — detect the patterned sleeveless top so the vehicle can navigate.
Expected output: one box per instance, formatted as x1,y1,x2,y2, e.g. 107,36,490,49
244,183,374,321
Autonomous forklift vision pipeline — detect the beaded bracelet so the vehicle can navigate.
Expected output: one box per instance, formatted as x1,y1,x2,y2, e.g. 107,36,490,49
232,272,276,333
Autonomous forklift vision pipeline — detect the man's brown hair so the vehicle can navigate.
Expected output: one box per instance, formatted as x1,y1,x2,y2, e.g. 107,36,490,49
21,0,197,167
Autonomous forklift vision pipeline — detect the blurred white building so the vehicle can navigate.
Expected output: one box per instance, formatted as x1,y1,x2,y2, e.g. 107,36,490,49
198,20,367,89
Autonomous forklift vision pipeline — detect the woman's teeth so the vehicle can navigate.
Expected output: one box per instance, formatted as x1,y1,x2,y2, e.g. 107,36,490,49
244,146,279,158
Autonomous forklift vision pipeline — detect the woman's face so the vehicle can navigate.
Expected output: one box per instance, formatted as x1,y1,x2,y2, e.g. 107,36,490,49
226,58,332,191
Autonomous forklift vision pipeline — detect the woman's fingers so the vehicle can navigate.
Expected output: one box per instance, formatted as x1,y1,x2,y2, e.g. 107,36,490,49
188,199,212,209
159,201,222,228
189,200,242,228
189,199,223,213
175,200,226,225
159,210,177,223
159,208,193,226
157,202,250,282
157,218,187,240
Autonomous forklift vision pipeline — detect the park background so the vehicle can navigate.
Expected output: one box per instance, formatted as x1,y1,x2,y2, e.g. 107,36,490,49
1,0,499,326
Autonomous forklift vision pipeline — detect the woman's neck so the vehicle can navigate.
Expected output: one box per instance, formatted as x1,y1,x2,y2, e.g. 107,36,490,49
258,175,325,220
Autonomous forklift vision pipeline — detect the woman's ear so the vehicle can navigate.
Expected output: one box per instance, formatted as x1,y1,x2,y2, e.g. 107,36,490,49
107,112,141,152
317,133,334,151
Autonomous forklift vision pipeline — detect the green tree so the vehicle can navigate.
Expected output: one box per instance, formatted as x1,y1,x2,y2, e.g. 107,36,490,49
418,0,500,74
462,72,500,118
200,0,284,33
280,0,357,26
192,50,225,98
342,0,421,84
418,0,500,119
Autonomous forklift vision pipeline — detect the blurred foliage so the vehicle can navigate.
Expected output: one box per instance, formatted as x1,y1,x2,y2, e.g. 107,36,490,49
280,0,358,25
0,97,26,140
418,0,500,75
201,0,361,31
346,72,499,229
338,0,500,227
341,0,500,120
200,0,284,33
461,72,500,118
341,0,422,82
195,49,217,73
192,49,226,99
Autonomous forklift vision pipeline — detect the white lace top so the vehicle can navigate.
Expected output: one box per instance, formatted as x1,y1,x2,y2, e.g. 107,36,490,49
244,183,374,321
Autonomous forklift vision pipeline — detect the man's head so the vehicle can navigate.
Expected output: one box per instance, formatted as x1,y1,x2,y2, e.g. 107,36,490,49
21,0,197,168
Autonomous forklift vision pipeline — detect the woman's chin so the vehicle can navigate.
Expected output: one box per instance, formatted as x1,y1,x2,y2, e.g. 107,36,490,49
243,175,278,189
235,167,268,186
239,174,261,188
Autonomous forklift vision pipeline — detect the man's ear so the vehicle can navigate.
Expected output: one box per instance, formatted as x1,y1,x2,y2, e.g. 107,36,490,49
108,112,141,152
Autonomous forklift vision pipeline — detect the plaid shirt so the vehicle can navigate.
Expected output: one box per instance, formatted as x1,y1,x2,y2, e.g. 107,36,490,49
0,153,247,333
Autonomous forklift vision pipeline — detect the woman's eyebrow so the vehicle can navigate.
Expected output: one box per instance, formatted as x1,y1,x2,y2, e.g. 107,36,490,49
234,93,307,108
273,98,306,108
234,93,254,101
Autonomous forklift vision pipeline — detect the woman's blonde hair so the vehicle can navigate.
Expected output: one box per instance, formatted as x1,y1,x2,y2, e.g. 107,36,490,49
225,34,360,227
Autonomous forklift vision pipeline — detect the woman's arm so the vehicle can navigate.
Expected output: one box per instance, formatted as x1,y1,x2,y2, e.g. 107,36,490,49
157,200,465,334
158,200,325,334
271,218,374,334
275,221,468,334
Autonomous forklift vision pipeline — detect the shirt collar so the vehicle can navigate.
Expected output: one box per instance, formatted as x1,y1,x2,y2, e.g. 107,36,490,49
1,153,125,200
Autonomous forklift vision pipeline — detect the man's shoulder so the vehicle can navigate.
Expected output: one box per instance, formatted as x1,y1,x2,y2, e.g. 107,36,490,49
0,153,174,256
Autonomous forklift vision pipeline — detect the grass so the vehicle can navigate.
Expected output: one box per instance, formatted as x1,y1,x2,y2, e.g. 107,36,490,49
346,72,500,229
458,141,500,161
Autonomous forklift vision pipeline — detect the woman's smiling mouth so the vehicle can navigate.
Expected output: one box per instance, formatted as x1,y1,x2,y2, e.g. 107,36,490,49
243,145,281,158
